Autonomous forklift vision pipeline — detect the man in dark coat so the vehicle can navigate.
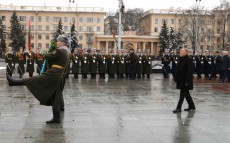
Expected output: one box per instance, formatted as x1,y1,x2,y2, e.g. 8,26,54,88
7,36,70,124
195,51,204,78
117,50,125,78
171,50,179,79
129,48,137,79
214,51,223,79
89,49,98,79
5,47,15,77
107,51,117,79
80,50,89,78
71,49,80,78
98,50,107,78
143,52,153,79
220,51,230,83
136,52,144,78
173,48,196,113
161,49,170,78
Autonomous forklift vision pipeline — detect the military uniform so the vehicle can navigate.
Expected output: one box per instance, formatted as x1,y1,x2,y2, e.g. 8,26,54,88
162,54,170,78
136,54,143,78
195,54,204,78
129,52,137,79
203,55,212,78
5,51,15,77
143,54,153,78
171,54,179,79
107,54,117,78
71,53,80,78
89,54,98,79
124,54,130,78
35,51,44,75
117,54,125,78
214,54,223,79
25,51,35,77
98,54,107,78
15,52,26,78
80,53,89,78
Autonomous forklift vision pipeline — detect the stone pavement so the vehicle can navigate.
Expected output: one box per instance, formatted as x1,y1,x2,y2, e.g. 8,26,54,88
0,67,230,143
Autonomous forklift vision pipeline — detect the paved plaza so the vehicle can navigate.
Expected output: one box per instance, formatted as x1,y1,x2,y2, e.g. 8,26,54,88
0,63,230,143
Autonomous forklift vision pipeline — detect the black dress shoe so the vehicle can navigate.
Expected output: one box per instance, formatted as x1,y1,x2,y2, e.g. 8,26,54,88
184,108,196,111
172,109,181,113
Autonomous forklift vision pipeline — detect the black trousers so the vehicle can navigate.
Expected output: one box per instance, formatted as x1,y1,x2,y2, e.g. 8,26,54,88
176,89,195,109
221,69,230,82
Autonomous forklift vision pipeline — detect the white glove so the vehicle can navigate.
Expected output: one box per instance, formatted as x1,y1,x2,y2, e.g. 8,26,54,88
16,63,19,67
5,63,8,66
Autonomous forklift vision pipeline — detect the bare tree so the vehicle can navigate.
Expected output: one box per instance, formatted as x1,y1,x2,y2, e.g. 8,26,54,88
213,0,230,50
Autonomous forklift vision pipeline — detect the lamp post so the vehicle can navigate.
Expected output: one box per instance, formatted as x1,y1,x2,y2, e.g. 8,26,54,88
195,0,201,54
118,0,125,50
69,0,75,51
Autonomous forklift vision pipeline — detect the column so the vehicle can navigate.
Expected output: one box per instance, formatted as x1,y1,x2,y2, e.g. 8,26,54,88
143,42,146,52
105,41,109,54
114,41,117,53
151,42,154,55
134,42,138,51
97,41,100,50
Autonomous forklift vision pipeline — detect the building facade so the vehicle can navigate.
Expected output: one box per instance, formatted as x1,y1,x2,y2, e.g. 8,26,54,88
0,5,105,51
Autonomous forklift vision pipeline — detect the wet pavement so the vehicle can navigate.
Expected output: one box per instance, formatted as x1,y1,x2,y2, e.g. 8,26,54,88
0,65,230,143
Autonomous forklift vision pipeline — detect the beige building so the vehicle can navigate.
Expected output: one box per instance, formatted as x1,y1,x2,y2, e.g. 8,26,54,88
0,5,105,51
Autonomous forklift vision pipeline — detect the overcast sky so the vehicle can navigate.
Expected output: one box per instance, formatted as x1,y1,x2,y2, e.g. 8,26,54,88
0,0,225,12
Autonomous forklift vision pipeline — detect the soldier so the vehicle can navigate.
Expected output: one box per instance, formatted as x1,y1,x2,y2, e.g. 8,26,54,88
143,51,153,79
89,49,98,79
214,51,223,79
171,50,179,79
203,50,212,79
195,51,204,78
71,49,80,78
161,49,171,78
124,49,130,78
15,47,26,78
25,48,35,77
107,50,117,78
220,51,230,83
5,47,15,77
117,50,125,78
80,49,89,78
35,47,44,75
98,50,107,78
136,50,143,78
7,35,70,124
129,48,137,80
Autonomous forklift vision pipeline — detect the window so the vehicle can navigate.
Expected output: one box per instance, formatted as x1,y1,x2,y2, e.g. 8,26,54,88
64,17,68,22
97,17,101,23
97,26,100,32
171,19,174,24
87,17,93,23
21,25,26,31
31,35,34,40
53,17,60,22
79,17,84,22
154,18,158,24
64,26,68,31
201,28,204,34
207,45,210,50
185,19,188,25
46,25,49,31
38,43,42,48
72,17,75,23
38,34,42,40
79,26,83,31
207,29,211,35
178,19,181,24
31,25,34,31
31,43,34,48
79,44,82,48
1,16,6,21
38,16,42,22
46,43,49,49
154,27,158,32
53,25,58,31
30,16,34,22
3,33,6,39
79,35,83,40
20,16,26,22
217,37,220,42
201,37,204,42
87,26,93,32
207,19,211,25
38,25,42,31
207,36,210,42
162,19,167,24
46,34,49,40
217,29,220,34
46,16,49,22
1,25,6,30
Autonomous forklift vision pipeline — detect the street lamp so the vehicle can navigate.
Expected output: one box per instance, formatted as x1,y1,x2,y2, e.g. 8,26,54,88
118,0,125,50
195,0,201,54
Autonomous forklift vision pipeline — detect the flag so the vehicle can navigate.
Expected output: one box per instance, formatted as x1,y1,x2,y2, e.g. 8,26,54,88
27,18,31,50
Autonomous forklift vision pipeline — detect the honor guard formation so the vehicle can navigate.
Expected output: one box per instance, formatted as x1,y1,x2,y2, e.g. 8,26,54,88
5,47,230,82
